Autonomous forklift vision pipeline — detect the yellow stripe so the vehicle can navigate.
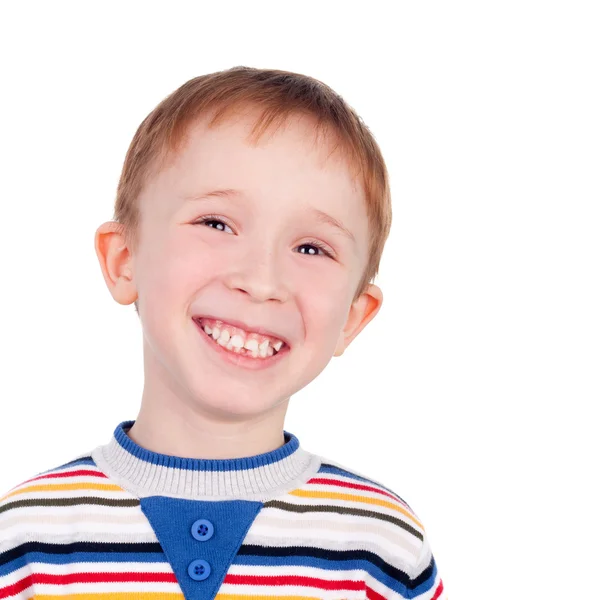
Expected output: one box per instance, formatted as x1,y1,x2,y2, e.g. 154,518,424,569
290,489,423,528
32,592,347,600
217,596,327,600
34,595,184,600
3,483,124,499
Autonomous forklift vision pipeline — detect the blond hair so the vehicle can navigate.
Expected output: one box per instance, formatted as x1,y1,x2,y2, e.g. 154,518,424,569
113,66,392,305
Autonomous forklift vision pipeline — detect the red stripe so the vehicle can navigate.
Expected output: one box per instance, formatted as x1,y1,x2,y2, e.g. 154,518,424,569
308,477,411,507
36,571,176,584
0,570,177,596
224,573,364,591
17,469,108,486
366,584,387,600
4,469,109,494
365,579,444,599
431,580,444,600
0,574,33,599
0,572,443,599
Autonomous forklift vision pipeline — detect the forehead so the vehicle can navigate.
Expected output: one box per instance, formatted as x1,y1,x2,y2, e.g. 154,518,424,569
170,110,362,191
142,110,369,256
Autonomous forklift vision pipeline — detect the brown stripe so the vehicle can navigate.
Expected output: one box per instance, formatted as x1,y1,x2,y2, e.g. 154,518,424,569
262,500,423,541
0,496,140,515
251,513,421,555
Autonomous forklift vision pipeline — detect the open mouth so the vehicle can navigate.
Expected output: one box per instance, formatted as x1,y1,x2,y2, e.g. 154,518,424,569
193,317,290,365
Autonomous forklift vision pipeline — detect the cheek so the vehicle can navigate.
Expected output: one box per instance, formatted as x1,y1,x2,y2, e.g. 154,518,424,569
149,243,238,325
300,284,349,342
135,239,188,307
135,242,196,350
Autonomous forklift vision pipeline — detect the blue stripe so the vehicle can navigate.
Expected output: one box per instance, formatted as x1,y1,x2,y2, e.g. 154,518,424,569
410,558,438,597
0,550,169,576
114,420,299,472
35,456,96,476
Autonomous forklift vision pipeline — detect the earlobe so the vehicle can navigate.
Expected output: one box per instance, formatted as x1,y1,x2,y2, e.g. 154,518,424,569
94,221,138,305
333,284,383,357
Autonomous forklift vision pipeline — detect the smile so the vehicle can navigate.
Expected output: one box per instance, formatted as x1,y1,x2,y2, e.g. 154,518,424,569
194,318,290,371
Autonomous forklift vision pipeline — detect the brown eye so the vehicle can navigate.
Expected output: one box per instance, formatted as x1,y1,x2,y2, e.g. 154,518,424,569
194,215,233,232
297,241,334,258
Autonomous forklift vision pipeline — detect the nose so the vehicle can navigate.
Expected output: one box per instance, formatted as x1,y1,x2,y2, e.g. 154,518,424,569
223,246,289,303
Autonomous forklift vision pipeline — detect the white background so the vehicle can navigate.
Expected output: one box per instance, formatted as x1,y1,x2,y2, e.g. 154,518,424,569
0,1,598,598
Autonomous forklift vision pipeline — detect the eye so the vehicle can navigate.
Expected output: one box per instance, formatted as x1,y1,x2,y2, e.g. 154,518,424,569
297,239,335,259
194,215,234,233
193,215,335,259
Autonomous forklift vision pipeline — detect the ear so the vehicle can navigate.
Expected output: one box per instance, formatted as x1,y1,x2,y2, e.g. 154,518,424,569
94,221,138,305
333,283,383,357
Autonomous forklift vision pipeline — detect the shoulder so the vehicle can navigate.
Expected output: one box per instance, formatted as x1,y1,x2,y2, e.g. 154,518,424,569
310,455,428,572
306,455,445,597
0,452,118,551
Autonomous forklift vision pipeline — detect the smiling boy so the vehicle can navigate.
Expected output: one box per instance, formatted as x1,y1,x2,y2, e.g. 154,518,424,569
0,67,446,599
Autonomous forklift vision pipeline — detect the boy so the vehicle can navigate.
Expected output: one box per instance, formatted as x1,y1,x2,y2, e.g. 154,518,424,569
0,66,445,599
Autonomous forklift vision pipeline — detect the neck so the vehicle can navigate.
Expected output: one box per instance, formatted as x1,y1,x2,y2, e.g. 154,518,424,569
137,349,292,459
128,405,290,461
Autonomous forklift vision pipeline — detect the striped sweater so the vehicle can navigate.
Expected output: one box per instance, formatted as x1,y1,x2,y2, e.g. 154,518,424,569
0,420,445,599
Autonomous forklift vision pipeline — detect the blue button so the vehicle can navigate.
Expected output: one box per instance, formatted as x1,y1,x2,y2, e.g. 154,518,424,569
188,558,211,581
191,518,214,541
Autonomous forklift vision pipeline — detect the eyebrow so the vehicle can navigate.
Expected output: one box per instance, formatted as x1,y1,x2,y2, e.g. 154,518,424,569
183,188,356,244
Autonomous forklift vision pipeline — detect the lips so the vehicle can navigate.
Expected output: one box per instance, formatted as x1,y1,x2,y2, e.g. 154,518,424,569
194,317,290,369
193,314,291,348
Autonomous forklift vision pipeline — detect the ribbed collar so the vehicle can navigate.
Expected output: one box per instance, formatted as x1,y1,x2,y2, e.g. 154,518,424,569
91,420,321,501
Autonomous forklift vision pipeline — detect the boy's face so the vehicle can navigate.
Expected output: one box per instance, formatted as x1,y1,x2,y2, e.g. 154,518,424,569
96,110,382,419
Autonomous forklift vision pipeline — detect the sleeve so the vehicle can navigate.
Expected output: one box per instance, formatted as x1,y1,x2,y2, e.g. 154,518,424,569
0,485,33,599
0,536,32,599
407,531,447,600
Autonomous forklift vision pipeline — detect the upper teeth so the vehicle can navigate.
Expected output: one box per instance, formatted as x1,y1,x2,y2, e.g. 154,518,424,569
200,320,285,358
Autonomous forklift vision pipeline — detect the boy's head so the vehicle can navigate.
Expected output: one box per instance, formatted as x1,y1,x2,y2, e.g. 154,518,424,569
95,66,392,420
